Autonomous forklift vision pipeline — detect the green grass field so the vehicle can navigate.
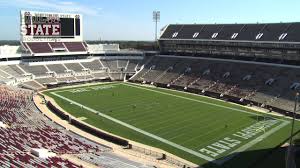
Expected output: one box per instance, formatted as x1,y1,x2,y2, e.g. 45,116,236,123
44,82,300,168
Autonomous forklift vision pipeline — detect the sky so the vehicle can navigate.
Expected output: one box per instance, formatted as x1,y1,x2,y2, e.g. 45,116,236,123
0,0,300,41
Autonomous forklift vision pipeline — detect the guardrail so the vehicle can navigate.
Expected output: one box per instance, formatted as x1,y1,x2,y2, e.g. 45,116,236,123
46,101,129,146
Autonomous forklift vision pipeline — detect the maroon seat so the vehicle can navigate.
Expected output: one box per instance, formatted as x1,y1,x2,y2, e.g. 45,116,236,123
49,42,66,49
0,85,106,167
26,42,52,53
64,42,86,52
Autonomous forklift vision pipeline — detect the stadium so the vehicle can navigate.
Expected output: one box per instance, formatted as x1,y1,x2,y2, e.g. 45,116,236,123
0,6,300,168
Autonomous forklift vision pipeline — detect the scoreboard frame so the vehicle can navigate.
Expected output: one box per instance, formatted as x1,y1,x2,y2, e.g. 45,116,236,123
20,11,83,42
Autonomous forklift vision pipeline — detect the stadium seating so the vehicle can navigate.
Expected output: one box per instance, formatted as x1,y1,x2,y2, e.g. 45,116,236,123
0,69,11,78
19,65,48,76
25,42,87,54
64,42,86,52
81,60,103,71
131,55,300,112
126,60,139,72
0,65,24,77
0,58,141,89
0,84,144,167
9,65,25,75
35,77,58,84
160,24,182,39
75,75,94,80
26,42,53,53
46,64,67,74
117,60,128,68
93,72,110,79
56,77,77,82
110,73,123,80
101,60,118,72
160,23,300,42
64,63,84,72
49,42,67,51
3,53,298,114
0,65,21,77
0,54,298,114
75,152,150,168
0,153,82,168
21,80,44,90
283,23,300,42
235,24,265,41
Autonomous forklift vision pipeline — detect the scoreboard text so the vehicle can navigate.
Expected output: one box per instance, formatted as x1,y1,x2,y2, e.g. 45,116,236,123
21,11,81,39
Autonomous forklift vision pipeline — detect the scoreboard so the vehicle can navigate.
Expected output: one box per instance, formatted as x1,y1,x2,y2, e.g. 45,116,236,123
20,11,83,42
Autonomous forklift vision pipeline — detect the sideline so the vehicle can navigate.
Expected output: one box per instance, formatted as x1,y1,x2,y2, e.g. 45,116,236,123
124,82,289,122
123,83,262,117
44,82,118,92
54,83,120,93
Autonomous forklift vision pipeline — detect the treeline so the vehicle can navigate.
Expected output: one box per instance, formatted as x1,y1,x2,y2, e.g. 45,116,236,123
87,40,159,51
0,41,19,46
0,40,159,51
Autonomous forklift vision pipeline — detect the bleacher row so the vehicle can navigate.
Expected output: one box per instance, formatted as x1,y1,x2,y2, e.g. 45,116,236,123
24,42,87,54
0,59,141,90
0,85,150,168
160,22,300,42
131,55,300,113
0,85,82,167
0,154,81,168
2,55,298,166
1,55,298,114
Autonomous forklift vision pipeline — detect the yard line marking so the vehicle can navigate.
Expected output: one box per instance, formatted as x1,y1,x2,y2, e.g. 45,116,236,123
148,111,215,134
122,83,285,121
120,101,195,125
122,83,291,162
168,132,187,141
50,91,216,162
192,118,253,149
157,113,225,138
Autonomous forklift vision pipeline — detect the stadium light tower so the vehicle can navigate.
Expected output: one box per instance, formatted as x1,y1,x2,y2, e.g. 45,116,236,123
153,11,160,41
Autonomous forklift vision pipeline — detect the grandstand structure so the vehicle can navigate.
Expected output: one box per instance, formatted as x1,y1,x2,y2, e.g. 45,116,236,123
0,11,162,168
0,85,153,167
159,23,300,63
0,50,143,90
1,10,300,168
134,22,300,116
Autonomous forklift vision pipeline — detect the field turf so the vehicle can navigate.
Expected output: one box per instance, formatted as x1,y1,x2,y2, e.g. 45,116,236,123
44,82,300,167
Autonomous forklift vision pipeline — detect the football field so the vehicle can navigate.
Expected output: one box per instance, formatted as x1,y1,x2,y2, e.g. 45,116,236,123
44,82,299,167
